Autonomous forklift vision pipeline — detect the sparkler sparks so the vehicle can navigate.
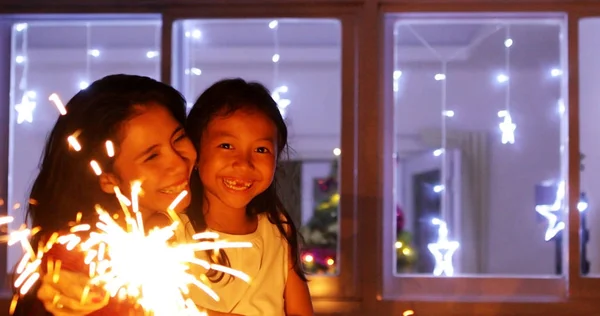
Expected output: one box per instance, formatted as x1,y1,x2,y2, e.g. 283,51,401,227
7,184,253,315
6,130,253,315
5,98,255,315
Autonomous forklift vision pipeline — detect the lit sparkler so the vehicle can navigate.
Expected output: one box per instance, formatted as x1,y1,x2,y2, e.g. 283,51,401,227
5,128,253,315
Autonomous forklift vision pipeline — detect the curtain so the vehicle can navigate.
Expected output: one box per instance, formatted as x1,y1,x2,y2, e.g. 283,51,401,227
420,128,491,273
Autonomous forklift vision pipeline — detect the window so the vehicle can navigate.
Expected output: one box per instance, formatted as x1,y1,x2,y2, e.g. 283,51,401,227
7,15,162,273
580,17,600,279
384,13,568,299
171,18,349,297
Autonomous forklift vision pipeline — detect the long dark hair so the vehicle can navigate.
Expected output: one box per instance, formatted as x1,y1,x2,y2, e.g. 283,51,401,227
12,74,187,313
186,78,307,282
26,74,187,245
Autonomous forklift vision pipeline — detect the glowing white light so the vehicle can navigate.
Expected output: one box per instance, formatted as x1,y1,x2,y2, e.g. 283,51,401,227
333,148,341,156
269,20,278,29
433,185,444,193
79,81,89,90
434,74,446,81
558,99,565,114
15,55,25,64
427,218,459,276
496,74,509,83
146,51,159,59
271,86,290,118
551,68,562,77
498,110,516,144
433,149,444,157
88,49,100,57
184,68,202,76
184,29,201,39
504,38,513,48
393,70,403,80
15,23,27,32
535,181,566,241
272,54,280,63
443,110,454,117
15,92,36,124
578,201,589,212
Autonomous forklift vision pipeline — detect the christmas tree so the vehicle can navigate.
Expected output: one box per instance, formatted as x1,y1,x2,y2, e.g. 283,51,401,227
299,157,417,274
395,205,417,273
300,158,339,275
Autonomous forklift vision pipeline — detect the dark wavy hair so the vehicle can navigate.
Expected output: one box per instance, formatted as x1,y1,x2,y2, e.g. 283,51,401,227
12,74,187,315
186,78,307,282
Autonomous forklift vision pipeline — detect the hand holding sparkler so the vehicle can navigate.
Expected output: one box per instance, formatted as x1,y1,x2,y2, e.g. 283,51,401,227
37,269,108,316
10,186,253,316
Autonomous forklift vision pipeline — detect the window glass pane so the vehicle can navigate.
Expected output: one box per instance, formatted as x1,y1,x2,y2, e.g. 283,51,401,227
173,19,342,275
391,16,566,276
580,17,600,277
8,16,161,271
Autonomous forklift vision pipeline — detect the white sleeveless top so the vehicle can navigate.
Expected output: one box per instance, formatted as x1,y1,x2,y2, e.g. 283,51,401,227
172,212,288,316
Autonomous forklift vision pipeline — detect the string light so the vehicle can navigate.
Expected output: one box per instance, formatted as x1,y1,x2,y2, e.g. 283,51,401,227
496,74,509,83
498,110,516,144
442,110,454,117
269,20,291,118
14,22,34,125
427,218,459,276
535,182,588,242
393,70,402,92
498,25,516,144
271,86,290,118
535,181,565,241
184,29,201,39
81,23,92,91
15,92,36,124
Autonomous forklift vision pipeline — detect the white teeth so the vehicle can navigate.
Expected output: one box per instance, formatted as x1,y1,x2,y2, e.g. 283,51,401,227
223,178,252,191
160,182,187,194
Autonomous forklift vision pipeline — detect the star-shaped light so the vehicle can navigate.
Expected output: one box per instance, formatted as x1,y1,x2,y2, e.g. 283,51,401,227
427,218,459,276
272,86,291,118
498,110,516,144
535,181,566,241
15,91,36,124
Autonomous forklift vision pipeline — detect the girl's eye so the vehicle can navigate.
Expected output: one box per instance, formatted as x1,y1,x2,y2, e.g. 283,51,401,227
219,143,232,149
256,147,270,154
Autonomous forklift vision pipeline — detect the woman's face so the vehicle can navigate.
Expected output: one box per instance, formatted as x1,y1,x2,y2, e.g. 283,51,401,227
100,104,197,218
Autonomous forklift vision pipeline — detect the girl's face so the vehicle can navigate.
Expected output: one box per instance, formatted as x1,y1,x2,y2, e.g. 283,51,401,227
197,108,278,214
100,104,197,218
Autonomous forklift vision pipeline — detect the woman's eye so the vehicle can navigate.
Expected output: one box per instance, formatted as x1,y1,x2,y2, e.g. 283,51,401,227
144,153,158,162
174,133,186,142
